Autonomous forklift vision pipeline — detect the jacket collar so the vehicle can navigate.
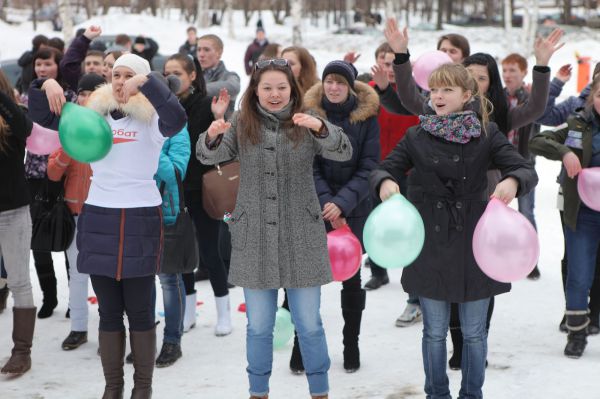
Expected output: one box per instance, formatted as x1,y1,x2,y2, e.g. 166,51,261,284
86,84,156,123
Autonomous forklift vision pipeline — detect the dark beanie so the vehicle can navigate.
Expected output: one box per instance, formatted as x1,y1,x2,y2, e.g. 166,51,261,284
134,36,146,45
77,73,106,93
322,60,358,88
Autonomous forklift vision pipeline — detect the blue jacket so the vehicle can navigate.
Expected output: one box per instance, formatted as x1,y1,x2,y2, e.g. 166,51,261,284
305,81,380,243
537,78,591,126
155,126,191,225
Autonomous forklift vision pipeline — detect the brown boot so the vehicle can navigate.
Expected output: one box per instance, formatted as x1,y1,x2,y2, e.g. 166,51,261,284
249,396,268,399
99,330,126,399
312,396,328,399
130,327,156,399
1,307,36,375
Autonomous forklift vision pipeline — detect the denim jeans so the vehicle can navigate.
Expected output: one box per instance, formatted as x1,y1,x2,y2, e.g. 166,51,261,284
158,273,185,344
517,188,537,230
420,296,490,399
565,206,600,311
0,206,34,307
67,216,90,331
244,286,330,397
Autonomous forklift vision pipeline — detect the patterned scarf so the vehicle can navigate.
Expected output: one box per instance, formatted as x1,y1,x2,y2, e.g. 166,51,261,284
419,111,482,144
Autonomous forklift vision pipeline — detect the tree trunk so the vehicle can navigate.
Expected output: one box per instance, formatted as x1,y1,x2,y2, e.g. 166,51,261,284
226,0,235,38
504,0,513,52
32,0,38,30
563,0,572,24
196,0,210,27
436,0,443,30
291,0,302,45
485,0,494,24
58,0,74,43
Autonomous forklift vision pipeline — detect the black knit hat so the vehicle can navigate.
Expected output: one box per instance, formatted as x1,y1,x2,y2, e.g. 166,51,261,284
322,60,358,88
77,73,106,93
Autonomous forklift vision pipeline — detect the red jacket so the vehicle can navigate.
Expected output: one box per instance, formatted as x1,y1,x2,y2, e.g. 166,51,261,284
369,81,420,159
47,148,92,215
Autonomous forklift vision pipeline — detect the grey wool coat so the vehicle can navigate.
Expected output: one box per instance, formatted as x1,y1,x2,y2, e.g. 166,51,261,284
197,106,353,289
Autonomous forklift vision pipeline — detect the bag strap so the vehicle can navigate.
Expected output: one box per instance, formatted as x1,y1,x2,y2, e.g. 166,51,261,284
158,168,186,212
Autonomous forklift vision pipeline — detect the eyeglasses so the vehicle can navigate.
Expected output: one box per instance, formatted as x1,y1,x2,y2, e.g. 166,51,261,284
255,58,289,70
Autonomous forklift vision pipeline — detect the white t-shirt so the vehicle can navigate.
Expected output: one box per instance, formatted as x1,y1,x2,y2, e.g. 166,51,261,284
85,112,166,208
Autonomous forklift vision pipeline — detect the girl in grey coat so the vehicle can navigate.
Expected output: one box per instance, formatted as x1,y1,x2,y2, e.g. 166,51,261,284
197,59,352,399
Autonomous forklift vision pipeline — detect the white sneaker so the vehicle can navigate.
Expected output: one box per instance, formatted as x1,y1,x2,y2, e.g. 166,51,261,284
214,295,232,336
395,303,422,327
183,292,197,333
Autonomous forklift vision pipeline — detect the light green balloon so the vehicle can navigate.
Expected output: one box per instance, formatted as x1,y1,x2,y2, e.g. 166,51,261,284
59,102,112,163
363,193,425,269
273,307,294,350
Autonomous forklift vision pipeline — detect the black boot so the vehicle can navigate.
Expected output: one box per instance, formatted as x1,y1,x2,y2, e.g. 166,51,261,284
35,258,58,319
289,334,304,374
0,285,8,313
559,314,568,333
341,290,366,373
155,342,182,368
448,327,463,370
564,311,589,359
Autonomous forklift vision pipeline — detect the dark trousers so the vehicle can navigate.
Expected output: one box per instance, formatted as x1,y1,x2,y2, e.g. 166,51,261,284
90,275,155,332
183,189,230,297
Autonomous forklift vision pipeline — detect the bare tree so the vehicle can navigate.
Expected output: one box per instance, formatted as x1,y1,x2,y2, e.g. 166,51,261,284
503,0,513,52
226,0,235,38
291,0,302,44
196,0,210,27
58,0,74,43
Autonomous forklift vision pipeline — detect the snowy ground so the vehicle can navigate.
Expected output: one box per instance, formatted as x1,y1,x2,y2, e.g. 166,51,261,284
1,9,599,399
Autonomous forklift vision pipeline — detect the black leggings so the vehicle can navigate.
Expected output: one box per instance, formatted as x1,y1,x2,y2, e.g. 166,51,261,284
91,275,155,332
183,189,230,297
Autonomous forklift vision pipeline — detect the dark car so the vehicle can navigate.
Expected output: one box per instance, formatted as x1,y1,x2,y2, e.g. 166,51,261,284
0,59,21,87
92,35,167,72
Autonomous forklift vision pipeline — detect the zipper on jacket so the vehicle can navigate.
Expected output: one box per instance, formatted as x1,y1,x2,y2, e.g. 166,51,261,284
116,209,126,281
156,206,164,275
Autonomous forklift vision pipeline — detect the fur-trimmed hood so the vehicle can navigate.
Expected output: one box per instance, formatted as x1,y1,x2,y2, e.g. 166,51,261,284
86,84,156,123
303,80,380,124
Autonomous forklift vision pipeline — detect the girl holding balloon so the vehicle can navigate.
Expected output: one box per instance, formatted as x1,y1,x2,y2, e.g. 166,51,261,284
197,59,352,399
529,73,600,359
370,63,537,398
0,72,37,375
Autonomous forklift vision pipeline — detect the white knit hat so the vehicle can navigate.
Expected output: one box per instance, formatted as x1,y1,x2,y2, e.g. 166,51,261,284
112,53,151,76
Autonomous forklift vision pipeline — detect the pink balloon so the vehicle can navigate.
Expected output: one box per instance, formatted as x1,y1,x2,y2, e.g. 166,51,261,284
577,168,600,212
472,198,539,283
413,50,453,91
26,123,61,155
327,225,362,282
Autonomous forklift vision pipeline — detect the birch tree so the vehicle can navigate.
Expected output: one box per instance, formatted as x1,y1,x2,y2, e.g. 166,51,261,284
291,0,302,45
58,0,74,44
226,0,235,39
503,0,513,52
196,0,210,28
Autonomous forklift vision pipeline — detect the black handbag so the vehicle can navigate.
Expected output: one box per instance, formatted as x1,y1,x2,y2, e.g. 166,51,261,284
30,178,76,252
159,169,199,275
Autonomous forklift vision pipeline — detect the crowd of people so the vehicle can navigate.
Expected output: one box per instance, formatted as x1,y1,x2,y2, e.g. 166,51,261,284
0,16,599,399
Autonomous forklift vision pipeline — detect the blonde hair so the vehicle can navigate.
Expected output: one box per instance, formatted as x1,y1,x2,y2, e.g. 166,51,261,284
428,63,493,132
323,73,357,97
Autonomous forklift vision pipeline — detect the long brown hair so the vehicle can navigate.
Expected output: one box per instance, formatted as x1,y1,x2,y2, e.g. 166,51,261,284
0,70,17,152
585,74,600,110
237,62,304,148
281,46,319,95
428,63,493,132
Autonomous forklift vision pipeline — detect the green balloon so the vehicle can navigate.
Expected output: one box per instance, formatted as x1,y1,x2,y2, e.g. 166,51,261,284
59,102,112,163
363,193,425,269
273,307,294,350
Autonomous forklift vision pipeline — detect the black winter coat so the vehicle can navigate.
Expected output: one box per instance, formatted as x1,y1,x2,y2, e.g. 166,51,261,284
180,90,215,191
306,81,380,243
370,122,538,302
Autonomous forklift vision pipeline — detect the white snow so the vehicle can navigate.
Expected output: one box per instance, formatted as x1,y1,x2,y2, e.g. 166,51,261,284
1,9,598,399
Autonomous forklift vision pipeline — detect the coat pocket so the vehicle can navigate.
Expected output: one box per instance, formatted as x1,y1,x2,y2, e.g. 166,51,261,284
303,206,326,249
229,206,247,251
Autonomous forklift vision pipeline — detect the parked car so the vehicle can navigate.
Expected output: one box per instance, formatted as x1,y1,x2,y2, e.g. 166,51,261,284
0,59,21,87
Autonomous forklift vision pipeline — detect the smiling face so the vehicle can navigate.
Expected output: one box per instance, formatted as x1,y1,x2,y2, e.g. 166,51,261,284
34,57,58,79
466,64,490,95
112,66,136,103
323,74,350,104
429,85,471,116
256,70,291,112
196,39,222,70
502,62,527,95
164,59,195,96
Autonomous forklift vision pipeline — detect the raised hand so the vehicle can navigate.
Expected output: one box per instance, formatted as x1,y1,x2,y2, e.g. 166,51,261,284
292,113,323,133
211,88,230,120
371,64,389,90
83,25,102,41
207,118,231,139
556,64,572,83
384,18,408,54
534,28,564,66
41,78,66,115
121,74,148,103
343,51,361,64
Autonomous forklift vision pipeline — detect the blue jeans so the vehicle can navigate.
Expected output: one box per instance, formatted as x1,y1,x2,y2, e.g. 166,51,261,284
158,273,185,344
518,188,537,230
244,286,330,397
420,297,490,399
565,206,600,311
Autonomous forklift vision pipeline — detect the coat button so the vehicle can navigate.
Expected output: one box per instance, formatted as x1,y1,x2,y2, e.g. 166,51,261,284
456,225,463,232
432,157,439,164
452,154,460,162
265,146,275,151
436,201,443,209
434,225,441,232
267,221,277,226
456,201,462,209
